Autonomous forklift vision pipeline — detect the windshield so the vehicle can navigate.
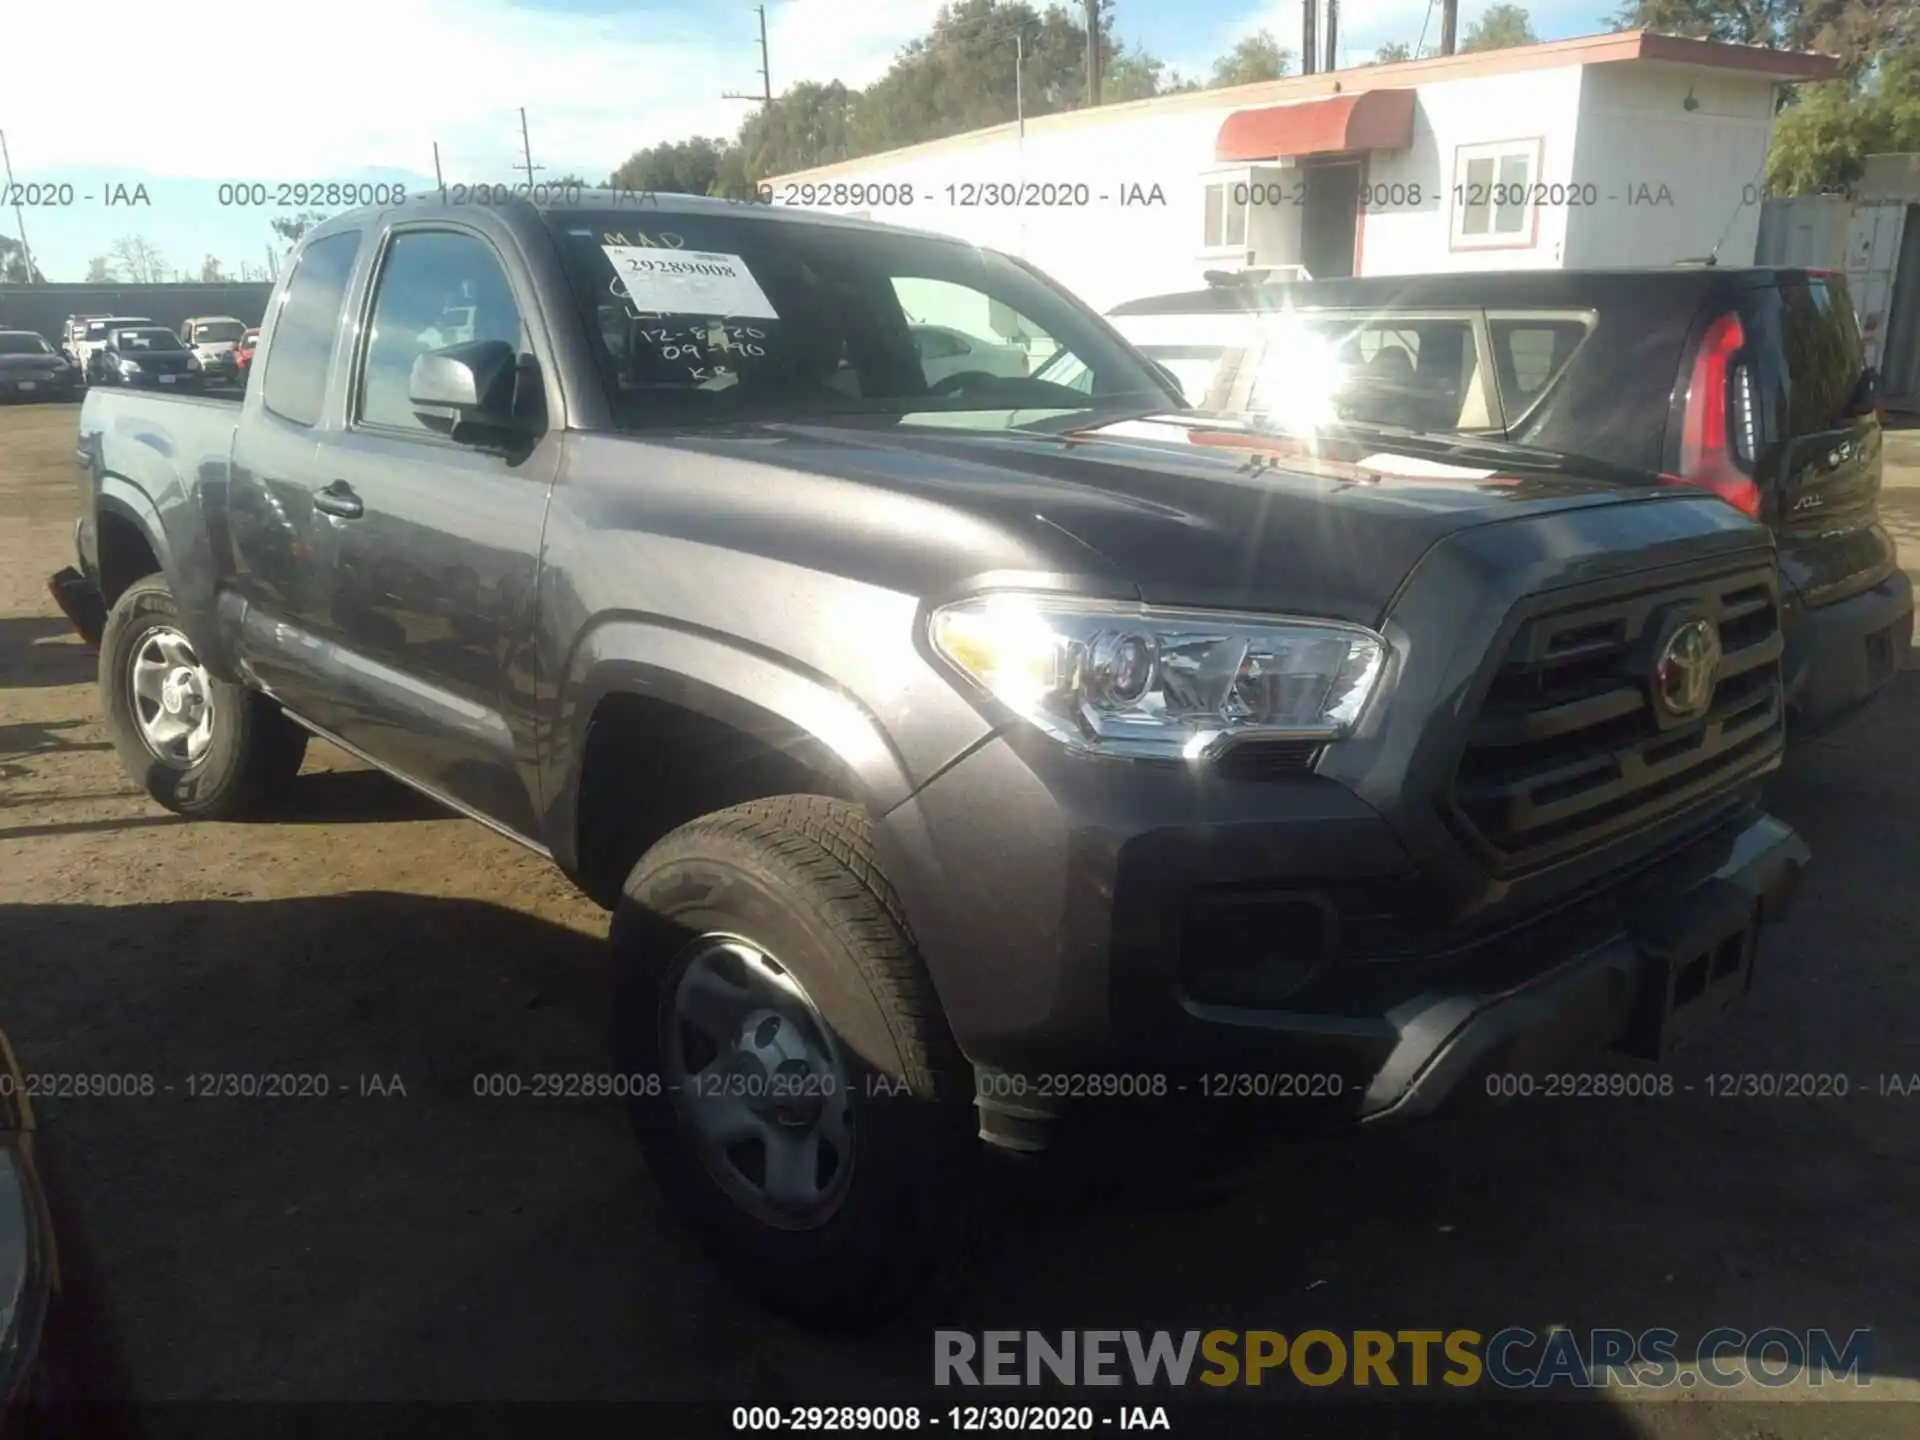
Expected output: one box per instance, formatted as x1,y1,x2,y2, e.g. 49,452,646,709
114,329,186,350
544,209,1175,432
192,321,246,343
0,334,52,356
88,318,151,340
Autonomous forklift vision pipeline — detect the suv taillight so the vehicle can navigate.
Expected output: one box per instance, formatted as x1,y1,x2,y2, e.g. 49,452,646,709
1662,311,1762,517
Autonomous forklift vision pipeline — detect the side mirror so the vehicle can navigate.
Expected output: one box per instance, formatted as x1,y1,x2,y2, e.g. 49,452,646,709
407,339,541,444
1845,365,1880,419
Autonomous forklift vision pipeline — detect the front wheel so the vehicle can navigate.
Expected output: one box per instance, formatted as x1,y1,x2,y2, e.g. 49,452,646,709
98,575,309,819
611,795,982,1327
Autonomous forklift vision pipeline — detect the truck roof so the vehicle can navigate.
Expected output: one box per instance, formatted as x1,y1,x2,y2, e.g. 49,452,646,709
1109,266,1840,317
307,185,991,253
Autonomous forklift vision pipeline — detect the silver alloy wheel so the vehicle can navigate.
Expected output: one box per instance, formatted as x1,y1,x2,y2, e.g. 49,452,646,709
661,934,856,1230
129,626,217,767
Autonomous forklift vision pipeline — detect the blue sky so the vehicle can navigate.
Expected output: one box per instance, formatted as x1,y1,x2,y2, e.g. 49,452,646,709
5,0,1617,280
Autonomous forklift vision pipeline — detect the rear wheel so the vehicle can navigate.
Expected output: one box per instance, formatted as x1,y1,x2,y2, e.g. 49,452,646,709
611,795,981,1327
98,575,308,819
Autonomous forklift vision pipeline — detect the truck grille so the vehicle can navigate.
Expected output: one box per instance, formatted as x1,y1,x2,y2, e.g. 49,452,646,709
1446,563,1783,872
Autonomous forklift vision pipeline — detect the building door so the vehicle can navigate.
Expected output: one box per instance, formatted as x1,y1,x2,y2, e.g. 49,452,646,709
1301,162,1361,280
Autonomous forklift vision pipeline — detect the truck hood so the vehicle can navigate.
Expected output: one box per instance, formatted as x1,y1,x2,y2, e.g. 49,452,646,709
703,409,1686,624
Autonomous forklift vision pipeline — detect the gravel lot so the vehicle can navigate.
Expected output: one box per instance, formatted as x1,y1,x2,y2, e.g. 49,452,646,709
2,400,1919,1434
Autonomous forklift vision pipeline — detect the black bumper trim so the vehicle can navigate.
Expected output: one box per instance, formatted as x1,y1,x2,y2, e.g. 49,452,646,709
1358,814,1806,1125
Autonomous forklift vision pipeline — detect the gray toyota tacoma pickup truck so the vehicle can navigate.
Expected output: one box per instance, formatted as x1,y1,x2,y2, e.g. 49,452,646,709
52,191,1808,1325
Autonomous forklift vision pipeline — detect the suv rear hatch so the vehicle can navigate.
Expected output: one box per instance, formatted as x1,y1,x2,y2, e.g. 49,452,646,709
1699,272,1892,611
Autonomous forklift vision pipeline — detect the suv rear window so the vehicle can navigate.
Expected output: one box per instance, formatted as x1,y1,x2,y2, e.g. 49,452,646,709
1487,316,1591,413
1244,315,1492,432
1778,276,1866,437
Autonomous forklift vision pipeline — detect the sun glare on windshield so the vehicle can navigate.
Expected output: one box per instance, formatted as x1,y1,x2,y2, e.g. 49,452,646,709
1247,317,1347,434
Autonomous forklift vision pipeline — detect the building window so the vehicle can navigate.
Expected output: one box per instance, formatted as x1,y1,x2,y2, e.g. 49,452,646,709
1201,172,1249,252
1450,139,1543,249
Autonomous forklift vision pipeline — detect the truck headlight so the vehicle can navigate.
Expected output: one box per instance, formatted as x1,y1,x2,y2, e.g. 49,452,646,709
121,361,142,374
929,593,1386,759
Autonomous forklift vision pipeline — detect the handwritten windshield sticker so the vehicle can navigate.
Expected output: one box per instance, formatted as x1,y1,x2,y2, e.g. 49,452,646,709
601,246,779,320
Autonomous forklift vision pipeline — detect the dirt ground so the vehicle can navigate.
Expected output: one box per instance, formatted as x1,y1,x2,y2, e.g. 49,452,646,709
3,399,1920,1434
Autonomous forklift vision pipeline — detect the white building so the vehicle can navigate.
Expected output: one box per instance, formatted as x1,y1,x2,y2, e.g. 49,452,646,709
765,31,1838,315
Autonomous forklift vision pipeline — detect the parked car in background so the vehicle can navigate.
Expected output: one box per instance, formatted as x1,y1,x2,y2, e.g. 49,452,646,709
58,190,1809,1324
234,327,260,384
178,316,248,382
59,315,104,366
0,332,81,401
72,316,154,384
1109,267,1913,739
908,322,1030,384
95,327,203,390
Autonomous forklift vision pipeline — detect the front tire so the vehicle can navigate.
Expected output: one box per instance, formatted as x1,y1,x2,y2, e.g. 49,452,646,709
611,795,982,1327
98,574,308,819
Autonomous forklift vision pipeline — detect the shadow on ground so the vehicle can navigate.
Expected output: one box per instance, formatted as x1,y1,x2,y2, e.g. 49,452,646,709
0,850,1914,1426
0,616,96,690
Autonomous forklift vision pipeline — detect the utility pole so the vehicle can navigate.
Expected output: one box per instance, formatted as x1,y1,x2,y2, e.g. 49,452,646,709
1084,0,1101,106
1440,0,1458,55
518,108,543,187
1303,0,1318,76
1016,30,1026,139
0,131,37,284
1324,0,1339,73
433,141,445,193
724,5,774,104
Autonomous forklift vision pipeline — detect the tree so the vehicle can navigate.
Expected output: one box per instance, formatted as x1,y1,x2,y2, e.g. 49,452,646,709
86,255,115,283
269,212,324,248
1374,41,1417,63
733,81,858,184
1461,3,1539,51
0,236,45,283
1612,0,1916,69
1767,45,1920,192
851,1,1105,153
200,255,228,283
1208,30,1293,87
607,135,738,196
108,234,167,283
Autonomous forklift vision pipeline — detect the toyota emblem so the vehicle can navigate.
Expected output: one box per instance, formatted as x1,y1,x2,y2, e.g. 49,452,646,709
1654,617,1722,719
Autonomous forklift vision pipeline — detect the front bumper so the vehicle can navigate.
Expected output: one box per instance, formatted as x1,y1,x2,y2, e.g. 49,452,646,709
877,733,1807,1152
1781,568,1913,738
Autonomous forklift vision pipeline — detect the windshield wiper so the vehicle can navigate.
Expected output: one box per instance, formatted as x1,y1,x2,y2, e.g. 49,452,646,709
1330,421,1574,470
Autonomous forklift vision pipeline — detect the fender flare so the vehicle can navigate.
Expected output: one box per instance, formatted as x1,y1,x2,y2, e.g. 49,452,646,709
544,615,916,874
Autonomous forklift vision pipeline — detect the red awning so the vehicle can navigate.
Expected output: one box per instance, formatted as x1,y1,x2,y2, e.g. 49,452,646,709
1214,89,1416,164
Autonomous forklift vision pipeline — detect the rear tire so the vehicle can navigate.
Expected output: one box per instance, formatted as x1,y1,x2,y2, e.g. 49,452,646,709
98,574,308,820
611,795,982,1328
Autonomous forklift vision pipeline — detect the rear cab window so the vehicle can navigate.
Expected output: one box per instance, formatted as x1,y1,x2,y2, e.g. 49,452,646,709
259,232,361,427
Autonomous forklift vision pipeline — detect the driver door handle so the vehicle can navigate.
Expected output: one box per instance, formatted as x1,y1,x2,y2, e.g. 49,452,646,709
313,481,363,519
